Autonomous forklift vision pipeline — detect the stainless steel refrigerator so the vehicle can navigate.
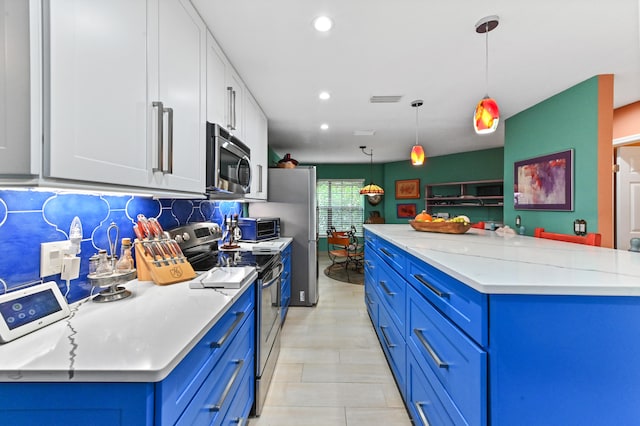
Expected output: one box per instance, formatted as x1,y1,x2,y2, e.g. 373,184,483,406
249,166,319,306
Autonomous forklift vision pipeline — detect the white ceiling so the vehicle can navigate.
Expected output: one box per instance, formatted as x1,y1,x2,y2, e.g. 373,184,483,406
192,0,640,164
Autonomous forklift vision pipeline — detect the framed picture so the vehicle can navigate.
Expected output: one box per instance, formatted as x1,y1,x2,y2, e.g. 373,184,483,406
397,203,417,218
395,179,420,199
514,149,573,211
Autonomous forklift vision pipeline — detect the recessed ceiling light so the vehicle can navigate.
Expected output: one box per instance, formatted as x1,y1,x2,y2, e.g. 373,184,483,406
313,16,333,32
320,123,329,130
319,91,331,100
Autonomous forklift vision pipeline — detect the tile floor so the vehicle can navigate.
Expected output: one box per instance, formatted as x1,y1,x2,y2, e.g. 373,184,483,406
248,254,412,426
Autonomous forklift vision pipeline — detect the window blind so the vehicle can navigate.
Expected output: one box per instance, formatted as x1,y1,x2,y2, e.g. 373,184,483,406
317,179,365,237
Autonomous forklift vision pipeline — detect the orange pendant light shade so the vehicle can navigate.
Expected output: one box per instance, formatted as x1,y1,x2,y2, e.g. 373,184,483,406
411,144,425,166
473,97,500,134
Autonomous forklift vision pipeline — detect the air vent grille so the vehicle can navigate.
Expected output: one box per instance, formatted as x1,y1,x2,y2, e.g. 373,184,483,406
370,95,403,103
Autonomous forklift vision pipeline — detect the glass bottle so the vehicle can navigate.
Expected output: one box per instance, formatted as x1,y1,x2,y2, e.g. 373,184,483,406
95,249,113,276
115,238,134,272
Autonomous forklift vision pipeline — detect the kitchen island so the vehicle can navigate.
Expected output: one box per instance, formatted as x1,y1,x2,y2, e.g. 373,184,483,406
364,224,640,426
0,268,257,425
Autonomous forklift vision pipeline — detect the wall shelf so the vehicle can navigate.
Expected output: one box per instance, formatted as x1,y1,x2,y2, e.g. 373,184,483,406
425,179,504,218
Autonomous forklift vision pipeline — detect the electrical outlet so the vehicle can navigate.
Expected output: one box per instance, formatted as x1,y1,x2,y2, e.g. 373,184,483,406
40,241,71,277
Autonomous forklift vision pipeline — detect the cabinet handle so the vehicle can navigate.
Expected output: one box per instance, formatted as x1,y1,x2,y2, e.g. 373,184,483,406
152,101,164,172
210,312,245,348
234,417,246,426
364,260,374,268
164,107,174,174
380,247,394,259
227,86,237,130
414,401,432,426
379,280,395,296
257,164,263,192
365,293,374,306
414,328,448,369
412,274,449,299
380,325,396,348
207,359,244,412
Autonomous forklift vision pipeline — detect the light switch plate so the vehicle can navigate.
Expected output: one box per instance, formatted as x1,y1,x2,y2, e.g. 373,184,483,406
40,241,71,277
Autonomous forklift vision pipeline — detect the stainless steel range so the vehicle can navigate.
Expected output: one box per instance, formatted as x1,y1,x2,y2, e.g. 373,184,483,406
168,222,282,417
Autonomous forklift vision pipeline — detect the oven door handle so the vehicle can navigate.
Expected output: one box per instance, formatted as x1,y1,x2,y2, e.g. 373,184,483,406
262,262,284,288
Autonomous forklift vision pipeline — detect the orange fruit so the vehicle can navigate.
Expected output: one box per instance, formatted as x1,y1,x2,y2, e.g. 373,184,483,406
415,210,432,222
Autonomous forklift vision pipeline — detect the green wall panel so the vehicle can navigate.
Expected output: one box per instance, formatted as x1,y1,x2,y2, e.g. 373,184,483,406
503,76,599,235
383,148,504,224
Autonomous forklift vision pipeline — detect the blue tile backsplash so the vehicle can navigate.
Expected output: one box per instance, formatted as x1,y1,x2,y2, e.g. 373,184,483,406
0,188,242,303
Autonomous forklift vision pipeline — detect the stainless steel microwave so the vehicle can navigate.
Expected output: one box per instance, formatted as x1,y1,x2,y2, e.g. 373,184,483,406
206,122,251,197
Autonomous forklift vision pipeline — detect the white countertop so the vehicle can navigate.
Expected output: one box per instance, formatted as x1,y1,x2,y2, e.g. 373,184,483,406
365,224,640,296
0,268,258,383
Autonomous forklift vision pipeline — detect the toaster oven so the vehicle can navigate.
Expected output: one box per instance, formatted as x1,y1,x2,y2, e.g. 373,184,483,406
237,217,280,242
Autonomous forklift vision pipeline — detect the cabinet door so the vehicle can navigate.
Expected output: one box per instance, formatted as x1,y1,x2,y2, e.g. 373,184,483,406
150,0,206,193
0,0,31,175
244,91,268,200
206,31,227,126
46,0,151,186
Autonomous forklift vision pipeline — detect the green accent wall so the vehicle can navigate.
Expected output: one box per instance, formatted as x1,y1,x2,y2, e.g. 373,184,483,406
383,148,504,224
503,76,599,235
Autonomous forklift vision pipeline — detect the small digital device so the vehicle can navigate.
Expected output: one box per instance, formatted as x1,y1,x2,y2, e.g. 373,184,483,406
0,281,70,343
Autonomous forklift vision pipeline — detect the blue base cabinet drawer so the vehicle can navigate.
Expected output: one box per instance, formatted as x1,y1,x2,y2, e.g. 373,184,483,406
377,305,406,398
407,350,469,426
364,278,379,325
157,286,255,425
407,285,486,425
406,256,488,346
176,311,254,426
281,245,292,323
375,260,406,331
377,237,407,276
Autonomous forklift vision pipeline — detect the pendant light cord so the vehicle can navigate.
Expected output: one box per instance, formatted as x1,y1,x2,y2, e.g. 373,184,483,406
485,21,489,97
415,105,419,145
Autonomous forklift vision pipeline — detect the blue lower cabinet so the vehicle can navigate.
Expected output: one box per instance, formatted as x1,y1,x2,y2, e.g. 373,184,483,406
406,285,486,425
281,245,292,324
407,350,468,426
0,284,256,426
377,305,406,398
175,311,254,426
0,382,154,426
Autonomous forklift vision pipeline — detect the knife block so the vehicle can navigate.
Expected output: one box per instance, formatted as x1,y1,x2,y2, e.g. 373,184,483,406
135,241,196,285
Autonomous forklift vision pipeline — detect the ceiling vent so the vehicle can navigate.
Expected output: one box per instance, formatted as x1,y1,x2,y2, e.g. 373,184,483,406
369,95,403,103
353,130,376,136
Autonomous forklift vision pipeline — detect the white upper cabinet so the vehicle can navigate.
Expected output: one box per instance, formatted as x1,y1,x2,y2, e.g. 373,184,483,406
206,32,227,127
244,91,268,200
46,0,206,194
0,0,31,175
206,29,268,200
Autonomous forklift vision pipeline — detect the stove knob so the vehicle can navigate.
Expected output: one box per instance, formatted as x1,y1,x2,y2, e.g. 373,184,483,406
182,232,191,241
174,234,183,244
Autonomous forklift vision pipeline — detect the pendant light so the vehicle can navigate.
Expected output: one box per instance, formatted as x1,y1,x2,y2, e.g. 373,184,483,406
474,15,500,134
359,146,384,196
410,99,425,166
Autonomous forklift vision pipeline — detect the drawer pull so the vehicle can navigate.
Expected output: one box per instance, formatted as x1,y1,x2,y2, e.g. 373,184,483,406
379,280,396,296
234,417,246,426
380,247,394,259
380,325,396,348
208,359,244,412
414,401,432,426
210,312,245,348
365,293,374,306
414,328,448,369
412,274,449,299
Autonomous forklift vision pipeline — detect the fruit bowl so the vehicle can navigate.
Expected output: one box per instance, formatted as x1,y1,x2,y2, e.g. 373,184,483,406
409,220,472,234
